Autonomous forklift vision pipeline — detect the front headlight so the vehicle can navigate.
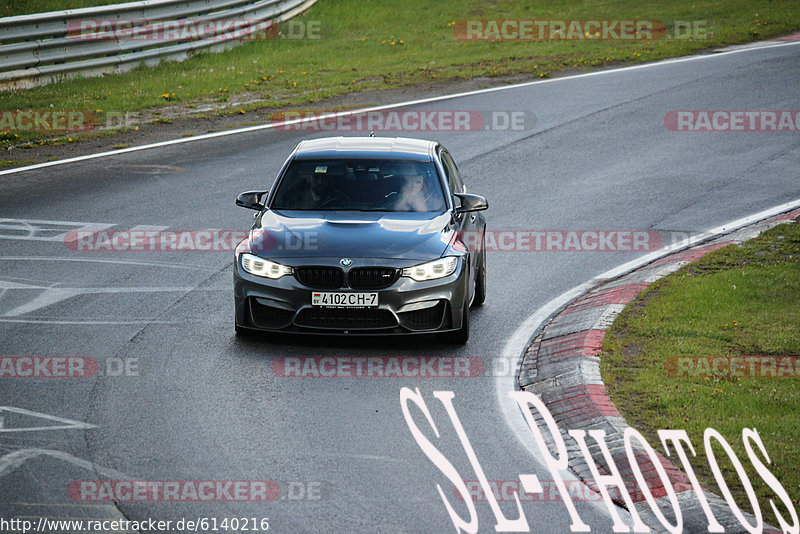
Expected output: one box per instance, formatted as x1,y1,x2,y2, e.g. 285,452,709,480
241,253,293,279
402,256,458,281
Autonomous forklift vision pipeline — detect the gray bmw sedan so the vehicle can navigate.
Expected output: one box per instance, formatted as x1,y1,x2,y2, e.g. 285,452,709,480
234,136,487,343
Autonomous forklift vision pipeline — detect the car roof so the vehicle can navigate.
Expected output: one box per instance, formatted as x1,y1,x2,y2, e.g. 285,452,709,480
293,137,436,161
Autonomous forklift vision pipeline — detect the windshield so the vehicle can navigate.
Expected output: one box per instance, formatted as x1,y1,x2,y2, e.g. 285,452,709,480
270,159,447,212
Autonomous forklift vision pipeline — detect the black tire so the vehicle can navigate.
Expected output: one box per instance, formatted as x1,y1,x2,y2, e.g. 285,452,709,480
472,244,486,307
444,300,470,344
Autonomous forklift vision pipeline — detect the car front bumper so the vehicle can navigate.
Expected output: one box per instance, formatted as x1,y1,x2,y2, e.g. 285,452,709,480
233,255,468,335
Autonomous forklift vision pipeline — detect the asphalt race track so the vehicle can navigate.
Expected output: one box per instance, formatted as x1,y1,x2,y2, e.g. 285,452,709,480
1,42,799,532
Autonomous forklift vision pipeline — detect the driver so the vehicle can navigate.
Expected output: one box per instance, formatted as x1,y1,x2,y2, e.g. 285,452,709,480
283,171,348,209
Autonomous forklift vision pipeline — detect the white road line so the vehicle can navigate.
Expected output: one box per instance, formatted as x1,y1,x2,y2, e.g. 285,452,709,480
0,448,128,480
0,256,220,271
494,279,612,521
12,503,132,508
1,41,798,177
0,218,114,242
0,283,226,317
0,217,114,227
2,288,81,317
0,284,228,292
0,318,207,325
0,406,96,433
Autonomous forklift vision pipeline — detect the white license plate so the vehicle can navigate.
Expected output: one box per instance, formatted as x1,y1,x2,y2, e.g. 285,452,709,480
311,292,378,308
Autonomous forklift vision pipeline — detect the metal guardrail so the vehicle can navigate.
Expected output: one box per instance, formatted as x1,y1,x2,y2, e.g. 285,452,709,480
0,0,317,90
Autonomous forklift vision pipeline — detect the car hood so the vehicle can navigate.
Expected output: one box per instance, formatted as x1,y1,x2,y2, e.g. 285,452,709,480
248,210,454,260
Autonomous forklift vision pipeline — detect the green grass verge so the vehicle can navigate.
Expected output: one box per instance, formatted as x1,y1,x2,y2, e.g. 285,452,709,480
0,0,132,18
1,0,799,149
600,221,800,516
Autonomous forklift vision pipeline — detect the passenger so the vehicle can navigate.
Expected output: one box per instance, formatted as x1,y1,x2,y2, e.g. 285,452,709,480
393,171,441,211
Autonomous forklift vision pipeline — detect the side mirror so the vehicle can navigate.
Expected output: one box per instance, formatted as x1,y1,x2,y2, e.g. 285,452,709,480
454,193,488,213
236,190,268,211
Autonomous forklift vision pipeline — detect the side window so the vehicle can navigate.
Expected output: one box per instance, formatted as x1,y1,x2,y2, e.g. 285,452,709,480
441,149,465,194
